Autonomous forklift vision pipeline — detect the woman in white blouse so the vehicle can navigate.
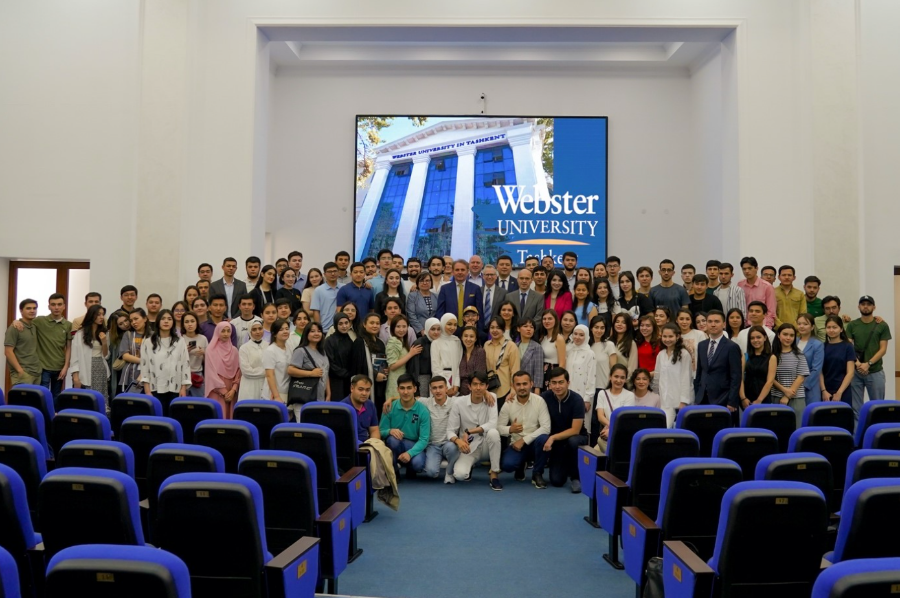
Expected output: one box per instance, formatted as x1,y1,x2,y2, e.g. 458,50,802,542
589,315,617,393
263,318,292,403
140,309,190,416
566,325,597,435
675,308,707,374
238,321,268,400
70,304,110,405
594,363,635,453
430,313,462,395
655,323,694,427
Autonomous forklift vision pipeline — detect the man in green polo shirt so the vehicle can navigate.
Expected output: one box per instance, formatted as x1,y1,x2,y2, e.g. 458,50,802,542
846,295,892,421
28,293,72,398
4,298,42,385
379,374,431,478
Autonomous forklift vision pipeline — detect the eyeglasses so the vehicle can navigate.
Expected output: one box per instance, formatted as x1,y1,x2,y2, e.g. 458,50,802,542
659,268,674,273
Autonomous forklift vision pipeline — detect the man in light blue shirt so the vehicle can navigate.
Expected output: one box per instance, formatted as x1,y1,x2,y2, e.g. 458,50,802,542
368,249,394,296
311,261,342,331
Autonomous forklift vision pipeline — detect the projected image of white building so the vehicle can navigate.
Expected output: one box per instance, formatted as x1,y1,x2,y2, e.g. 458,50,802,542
354,117,551,263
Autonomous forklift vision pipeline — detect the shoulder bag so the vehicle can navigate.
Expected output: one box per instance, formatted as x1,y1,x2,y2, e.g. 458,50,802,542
287,347,319,406
486,340,508,391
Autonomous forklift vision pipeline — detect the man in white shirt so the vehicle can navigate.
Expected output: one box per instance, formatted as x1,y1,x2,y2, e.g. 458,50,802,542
735,301,776,354
209,257,248,319
420,377,462,483
467,255,485,287
231,295,262,347
498,371,551,489
447,372,502,490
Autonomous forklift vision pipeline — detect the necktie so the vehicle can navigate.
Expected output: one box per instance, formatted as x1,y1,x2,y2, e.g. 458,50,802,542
520,292,527,313
457,283,464,322
484,288,492,326
708,339,717,361
501,279,507,291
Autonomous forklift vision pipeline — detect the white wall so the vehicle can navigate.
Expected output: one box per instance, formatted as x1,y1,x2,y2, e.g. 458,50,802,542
0,1,140,307
269,68,701,272
858,0,900,390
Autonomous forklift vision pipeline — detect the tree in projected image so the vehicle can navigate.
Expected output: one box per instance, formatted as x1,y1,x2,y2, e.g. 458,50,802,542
356,116,428,188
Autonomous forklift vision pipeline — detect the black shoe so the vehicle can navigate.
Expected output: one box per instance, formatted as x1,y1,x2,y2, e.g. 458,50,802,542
490,477,503,491
532,473,548,489
526,461,534,470
514,464,526,482
570,479,582,494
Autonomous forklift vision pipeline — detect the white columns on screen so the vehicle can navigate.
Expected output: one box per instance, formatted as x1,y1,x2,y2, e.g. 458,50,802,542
354,159,391,260
507,126,545,204
392,155,431,259
450,146,477,259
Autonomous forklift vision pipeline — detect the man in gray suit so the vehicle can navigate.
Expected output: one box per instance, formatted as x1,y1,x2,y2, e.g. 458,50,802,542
209,257,248,319
510,268,544,327
481,265,507,329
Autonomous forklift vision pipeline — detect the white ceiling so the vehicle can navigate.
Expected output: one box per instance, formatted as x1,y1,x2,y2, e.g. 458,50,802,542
264,25,730,74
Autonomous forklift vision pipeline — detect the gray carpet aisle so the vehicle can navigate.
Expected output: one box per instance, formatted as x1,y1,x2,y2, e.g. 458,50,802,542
338,468,635,598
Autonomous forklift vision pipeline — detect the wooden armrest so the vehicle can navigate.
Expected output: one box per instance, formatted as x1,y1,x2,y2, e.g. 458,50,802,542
597,470,628,489
356,449,369,465
337,466,366,485
821,557,833,569
268,536,319,568
139,498,149,509
663,541,713,574
622,506,659,531
579,445,604,457
317,501,350,524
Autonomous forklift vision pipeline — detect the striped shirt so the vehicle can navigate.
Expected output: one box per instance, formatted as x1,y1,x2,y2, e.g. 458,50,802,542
715,283,746,318
771,351,810,400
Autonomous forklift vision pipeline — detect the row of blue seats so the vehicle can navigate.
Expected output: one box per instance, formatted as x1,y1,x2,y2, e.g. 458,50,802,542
577,401,900,529
0,459,333,598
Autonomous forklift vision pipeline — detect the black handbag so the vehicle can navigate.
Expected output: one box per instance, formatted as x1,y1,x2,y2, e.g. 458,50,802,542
486,340,507,391
287,348,319,406
643,556,664,598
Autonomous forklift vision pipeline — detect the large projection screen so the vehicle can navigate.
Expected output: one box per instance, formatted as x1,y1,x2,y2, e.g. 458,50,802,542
354,116,608,267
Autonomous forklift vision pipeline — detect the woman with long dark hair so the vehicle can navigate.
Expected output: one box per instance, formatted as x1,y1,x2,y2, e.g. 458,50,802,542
375,268,408,322
634,314,661,377
571,280,598,327
655,323,692,427
300,268,323,313
539,309,567,388
276,268,303,314
739,325,777,409
820,315,856,405
771,323,810,425
251,265,278,316
593,278,620,330
617,271,653,326
141,309,190,415
544,269,573,317
262,318,293,404
71,304,110,404
385,315,420,400
610,312,638,376
458,325,487,396
725,308,745,339
118,308,148,394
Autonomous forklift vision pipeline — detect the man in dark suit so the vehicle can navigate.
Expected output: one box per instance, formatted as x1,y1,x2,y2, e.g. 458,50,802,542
509,268,544,327
496,255,518,293
694,309,742,424
480,265,507,328
436,259,483,321
209,257,248,319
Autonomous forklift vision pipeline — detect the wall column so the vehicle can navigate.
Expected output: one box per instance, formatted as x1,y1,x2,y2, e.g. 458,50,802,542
450,146,477,259
354,159,391,260
392,154,431,259
507,126,541,202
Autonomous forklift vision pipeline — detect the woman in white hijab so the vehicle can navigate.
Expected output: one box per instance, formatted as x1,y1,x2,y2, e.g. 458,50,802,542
566,324,597,434
430,313,462,396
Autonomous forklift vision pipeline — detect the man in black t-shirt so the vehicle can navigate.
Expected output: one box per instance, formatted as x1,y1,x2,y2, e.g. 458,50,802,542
540,368,588,493
688,274,723,319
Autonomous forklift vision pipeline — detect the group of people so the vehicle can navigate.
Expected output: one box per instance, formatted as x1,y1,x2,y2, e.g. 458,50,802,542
4,249,892,491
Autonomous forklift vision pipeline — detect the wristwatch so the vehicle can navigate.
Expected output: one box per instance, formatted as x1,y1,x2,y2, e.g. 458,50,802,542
867,361,873,367
464,428,470,436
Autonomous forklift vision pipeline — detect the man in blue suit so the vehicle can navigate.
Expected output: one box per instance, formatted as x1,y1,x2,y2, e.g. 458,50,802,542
436,259,483,322
694,310,742,425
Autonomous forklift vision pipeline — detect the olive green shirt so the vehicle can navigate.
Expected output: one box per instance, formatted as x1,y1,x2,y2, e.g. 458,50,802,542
845,318,892,373
4,320,42,376
31,316,72,371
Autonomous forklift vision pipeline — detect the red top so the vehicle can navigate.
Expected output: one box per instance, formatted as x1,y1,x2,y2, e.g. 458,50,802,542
636,340,661,372
544,291,573,318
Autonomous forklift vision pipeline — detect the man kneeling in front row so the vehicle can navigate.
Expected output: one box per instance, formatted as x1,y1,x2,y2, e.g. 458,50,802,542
379,374,431,478
499,370,551,489
447,371,503,490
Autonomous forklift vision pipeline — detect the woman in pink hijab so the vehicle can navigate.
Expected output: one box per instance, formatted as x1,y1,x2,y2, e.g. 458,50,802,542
204,321,242,418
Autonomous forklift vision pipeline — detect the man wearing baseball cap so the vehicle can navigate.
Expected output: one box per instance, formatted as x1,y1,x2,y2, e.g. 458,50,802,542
845,295,892,421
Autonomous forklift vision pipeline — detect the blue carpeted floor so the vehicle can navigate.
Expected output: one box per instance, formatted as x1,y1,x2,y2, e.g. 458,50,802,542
338,467,636,598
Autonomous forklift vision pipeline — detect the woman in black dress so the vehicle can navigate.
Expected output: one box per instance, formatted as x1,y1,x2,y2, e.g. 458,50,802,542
323,313,354,401
739,325,777,408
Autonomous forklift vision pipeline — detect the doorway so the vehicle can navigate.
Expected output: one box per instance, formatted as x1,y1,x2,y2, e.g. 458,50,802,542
4,261,90,392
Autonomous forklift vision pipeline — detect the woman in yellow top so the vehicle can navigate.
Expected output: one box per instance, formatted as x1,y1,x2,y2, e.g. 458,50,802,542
484,316,521,411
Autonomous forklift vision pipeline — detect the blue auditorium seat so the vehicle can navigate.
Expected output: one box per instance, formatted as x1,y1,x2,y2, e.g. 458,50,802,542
168,398,222,444
812,557,900,597
110,393,162,437
825,478,900,564
194,419,259,473
741,403,796,453
802,401,854,433
119,416,183,498
861,422,900,450
789,426,855,509
712,427,779,480
0,407,49,458
55,388,106,415
676,405,732,457
234,400,289,450
844,449,900,490
56,439,135,477
50,409,111,453
0,465,41,597
0,437,46,525
855,400,900,446
0,546,20,598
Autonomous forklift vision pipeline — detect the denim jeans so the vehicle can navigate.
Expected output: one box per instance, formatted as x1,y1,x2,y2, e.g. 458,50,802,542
849,370,886,422
500,433,549,475
424,441,460,479
41,370,63,399
385,436,426,472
